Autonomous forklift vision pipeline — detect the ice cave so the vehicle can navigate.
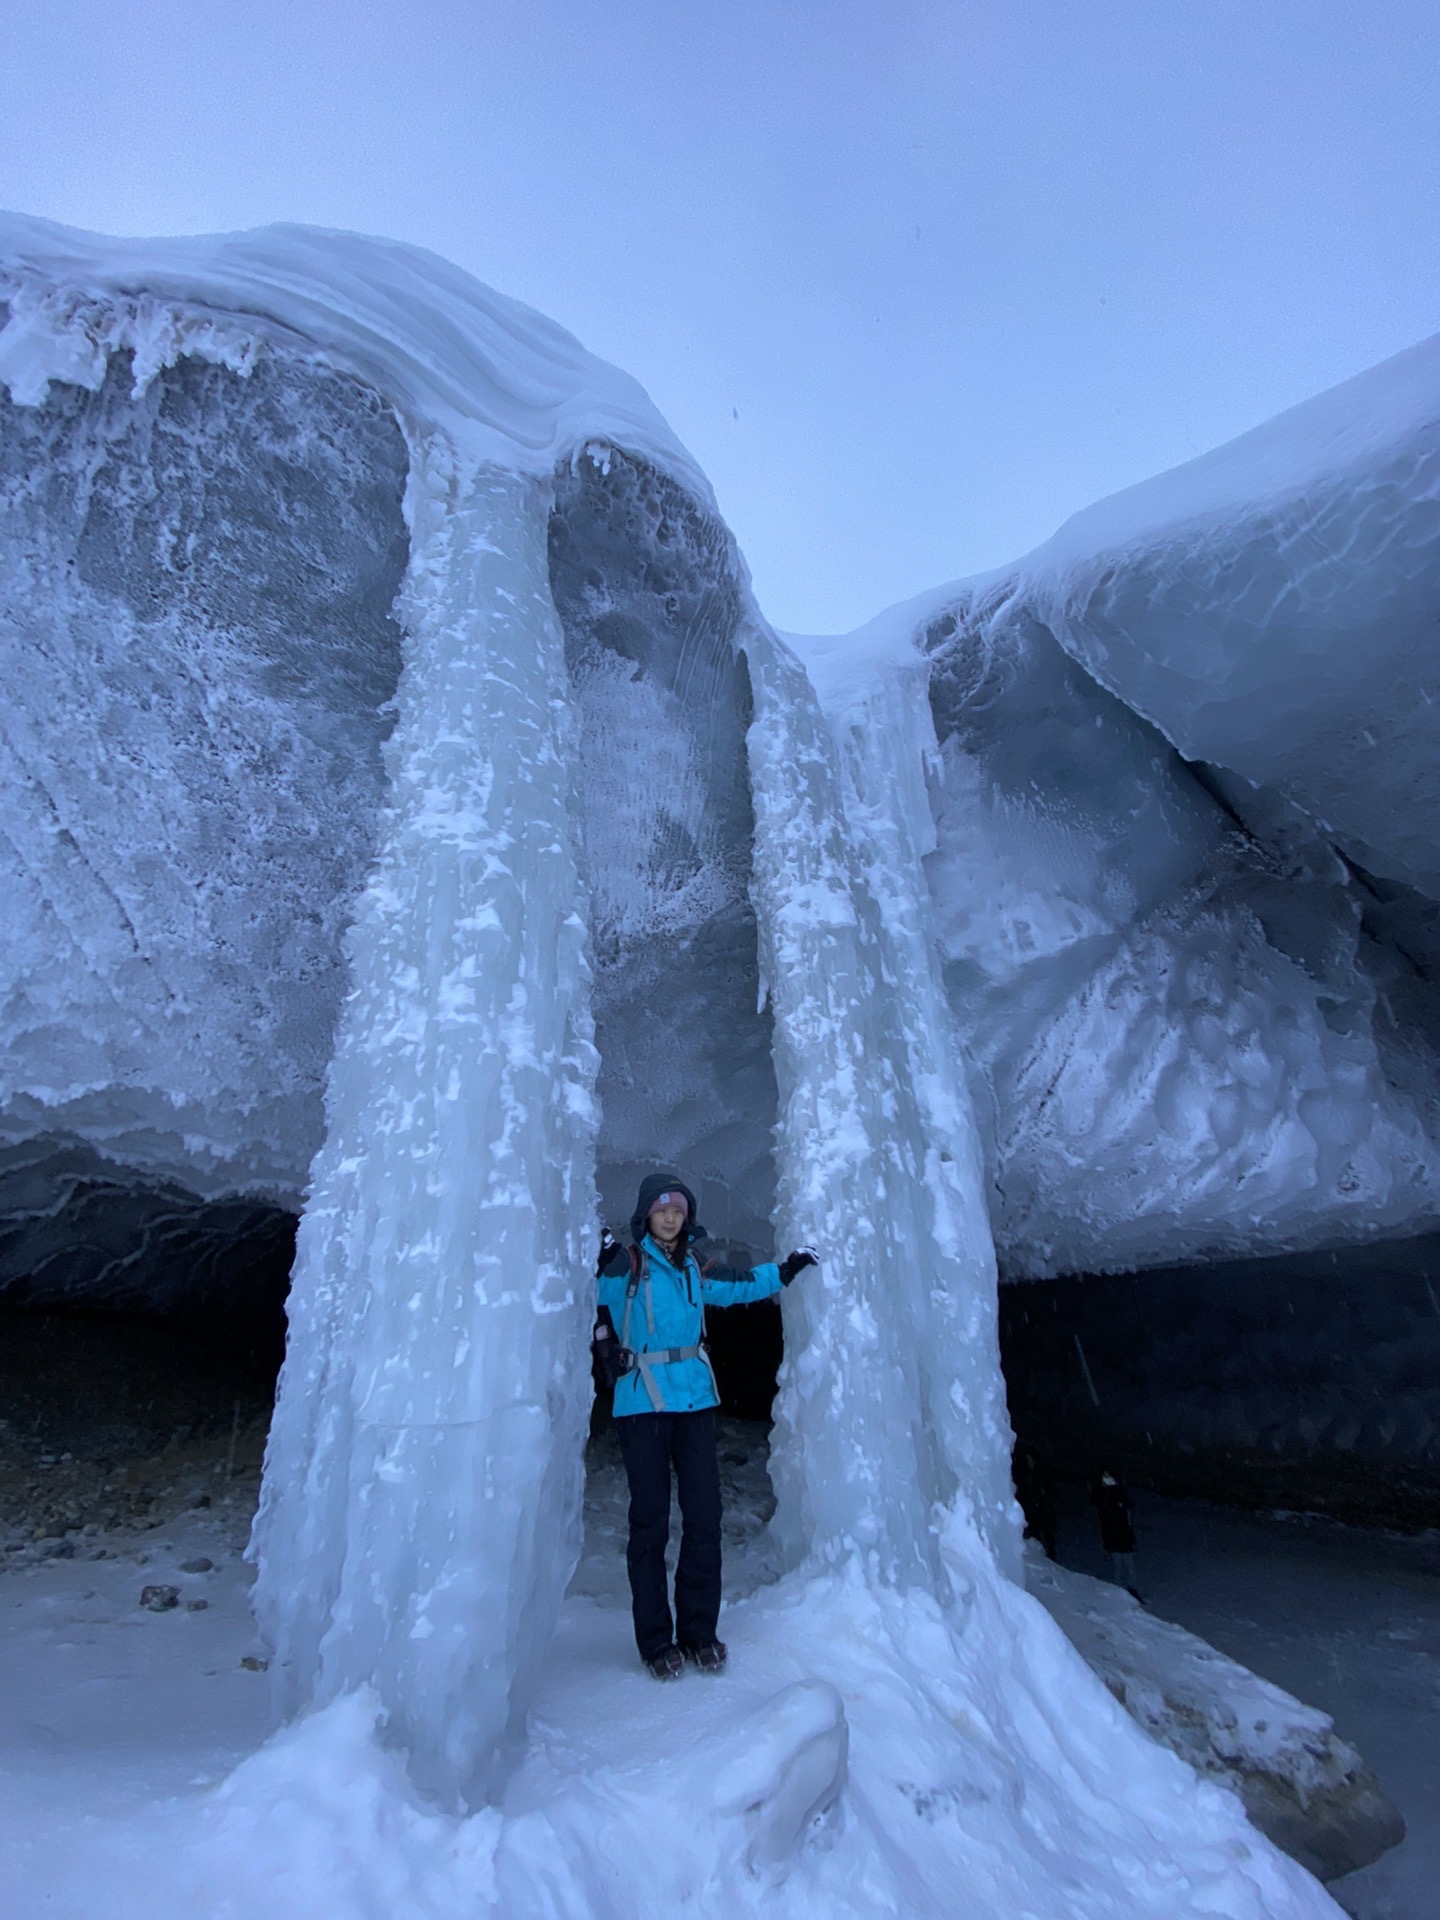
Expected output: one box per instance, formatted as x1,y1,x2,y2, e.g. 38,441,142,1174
0,213,1436,1918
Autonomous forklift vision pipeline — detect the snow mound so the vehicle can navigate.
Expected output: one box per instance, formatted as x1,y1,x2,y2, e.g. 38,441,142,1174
2,1534,1342,1920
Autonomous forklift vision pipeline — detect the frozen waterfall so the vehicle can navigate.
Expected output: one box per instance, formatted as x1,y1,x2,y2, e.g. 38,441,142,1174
747,629,1018,1581
251,455,599,1803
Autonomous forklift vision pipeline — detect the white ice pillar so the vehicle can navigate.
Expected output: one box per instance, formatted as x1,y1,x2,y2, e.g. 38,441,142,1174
250,452,598,1808
744,627,1020,1588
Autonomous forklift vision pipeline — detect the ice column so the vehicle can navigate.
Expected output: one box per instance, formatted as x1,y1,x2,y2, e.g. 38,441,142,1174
250,452,598,1809
744,627,1020,1585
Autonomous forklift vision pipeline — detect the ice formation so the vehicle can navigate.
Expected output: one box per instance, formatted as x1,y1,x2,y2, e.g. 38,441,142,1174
1,206,1429,1915
805,344,1440,1280
914,582,1440,1277
0,214,1023,1802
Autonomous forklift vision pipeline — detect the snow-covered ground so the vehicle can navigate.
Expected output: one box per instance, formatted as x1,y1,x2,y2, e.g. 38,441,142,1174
1049,1486,1440,1920
2,1427,1399,1918
2,1424,1430,1917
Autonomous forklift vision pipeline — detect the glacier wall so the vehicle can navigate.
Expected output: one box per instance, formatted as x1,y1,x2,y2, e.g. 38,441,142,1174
917,584,1440,1279
549,448,779,1252
0,330,409,1305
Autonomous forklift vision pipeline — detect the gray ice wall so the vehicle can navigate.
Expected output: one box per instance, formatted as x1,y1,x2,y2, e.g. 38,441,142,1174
0,342,410,1312
549,447,779,1252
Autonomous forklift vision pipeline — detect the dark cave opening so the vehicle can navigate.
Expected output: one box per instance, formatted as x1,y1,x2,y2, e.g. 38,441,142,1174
0,1196,294,1554
4,1197,1438,1555
0,1302,276,1554
0,1181,297,1382
1000,1234,1440,1533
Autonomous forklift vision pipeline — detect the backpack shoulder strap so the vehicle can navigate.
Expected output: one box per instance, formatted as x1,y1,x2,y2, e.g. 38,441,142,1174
621,1244,654,1346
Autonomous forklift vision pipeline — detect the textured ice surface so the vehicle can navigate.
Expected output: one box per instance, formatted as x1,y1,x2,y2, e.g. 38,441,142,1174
549,447,778,1250
252,456,598,1807
0,338,409,1299
916,584,1440,1277
747,632,1020,1579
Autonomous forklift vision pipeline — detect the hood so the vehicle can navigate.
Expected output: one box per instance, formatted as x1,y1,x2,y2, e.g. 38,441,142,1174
629,1171,704,1246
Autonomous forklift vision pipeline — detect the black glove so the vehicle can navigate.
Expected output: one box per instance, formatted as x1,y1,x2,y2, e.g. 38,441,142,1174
591,1304,633,1390
596,1228,629,1279
779,1247,818,1286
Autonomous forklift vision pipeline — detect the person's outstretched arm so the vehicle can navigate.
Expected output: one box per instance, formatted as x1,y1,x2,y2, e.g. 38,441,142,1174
700,1248,817,1306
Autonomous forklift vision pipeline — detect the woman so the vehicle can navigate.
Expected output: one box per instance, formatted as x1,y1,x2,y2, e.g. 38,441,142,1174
594,1171,816,1679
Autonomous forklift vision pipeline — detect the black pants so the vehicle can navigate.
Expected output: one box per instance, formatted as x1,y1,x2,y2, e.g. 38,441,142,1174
615,1408,722,1660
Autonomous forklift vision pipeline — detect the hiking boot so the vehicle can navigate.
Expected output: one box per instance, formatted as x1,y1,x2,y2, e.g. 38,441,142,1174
645,1644,684,1681
683,1640,727,1674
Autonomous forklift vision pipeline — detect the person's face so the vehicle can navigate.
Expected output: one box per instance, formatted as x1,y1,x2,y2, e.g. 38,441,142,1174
649,1202,686,1242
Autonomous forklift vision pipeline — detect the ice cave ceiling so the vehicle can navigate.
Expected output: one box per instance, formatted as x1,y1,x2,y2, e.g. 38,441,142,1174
0,234,1437,1321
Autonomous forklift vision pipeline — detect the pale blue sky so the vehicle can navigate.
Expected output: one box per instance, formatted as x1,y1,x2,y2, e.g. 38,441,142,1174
2,1,1436,632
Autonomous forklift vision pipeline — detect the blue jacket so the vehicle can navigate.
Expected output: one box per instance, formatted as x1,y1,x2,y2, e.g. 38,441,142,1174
599,1235,782,1418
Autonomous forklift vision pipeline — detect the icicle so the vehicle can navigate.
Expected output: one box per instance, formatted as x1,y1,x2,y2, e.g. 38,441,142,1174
250,450,598,1810
744,625,1021,1588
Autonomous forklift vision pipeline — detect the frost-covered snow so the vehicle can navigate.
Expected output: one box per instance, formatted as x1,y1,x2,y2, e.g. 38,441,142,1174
0,1479,1364,1920
1014,338,1440,904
